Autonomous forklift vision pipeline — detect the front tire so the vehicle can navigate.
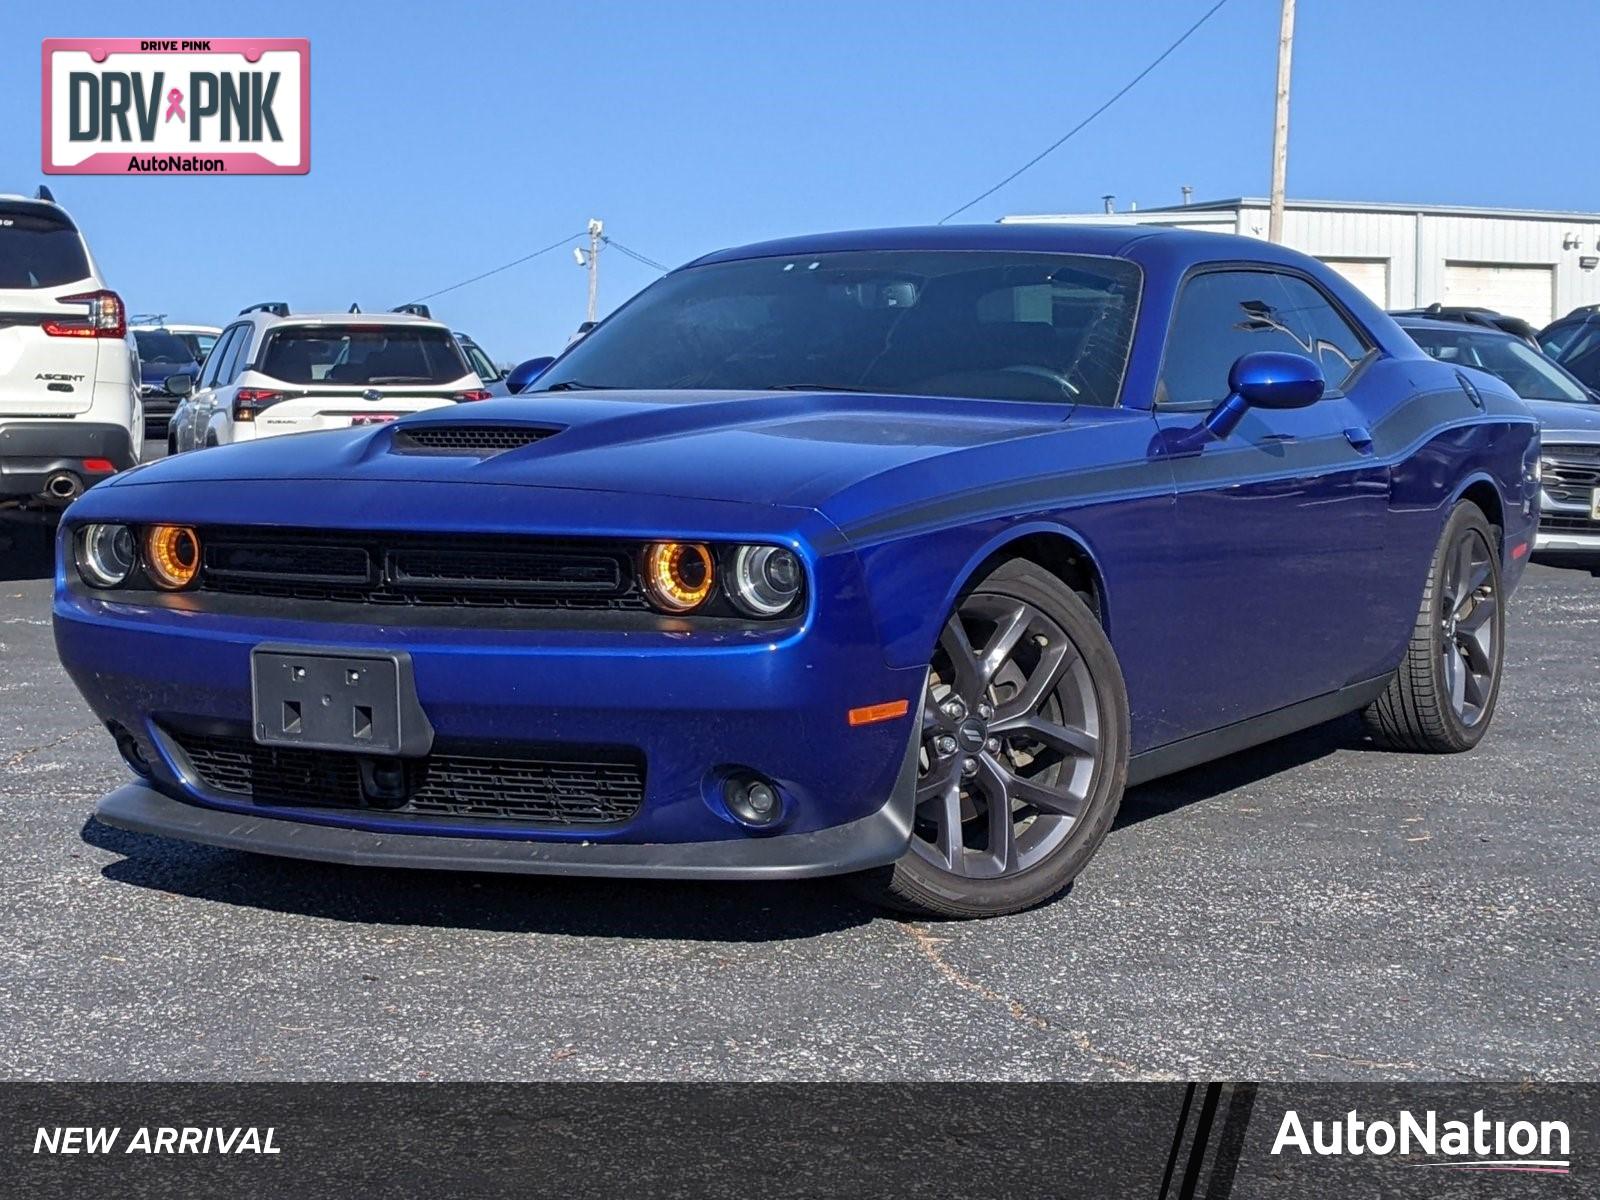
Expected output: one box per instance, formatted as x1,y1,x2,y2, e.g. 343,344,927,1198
853,559,1130,918
1363,501,1504,752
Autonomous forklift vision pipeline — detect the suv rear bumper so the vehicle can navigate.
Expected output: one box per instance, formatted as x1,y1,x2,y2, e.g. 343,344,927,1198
0,421,136,505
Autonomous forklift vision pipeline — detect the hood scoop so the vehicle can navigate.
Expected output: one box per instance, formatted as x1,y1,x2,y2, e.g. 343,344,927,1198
390,424,560,457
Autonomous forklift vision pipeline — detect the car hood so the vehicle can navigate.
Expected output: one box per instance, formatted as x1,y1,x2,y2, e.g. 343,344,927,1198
111,390,1072,508
1520,397,1600,439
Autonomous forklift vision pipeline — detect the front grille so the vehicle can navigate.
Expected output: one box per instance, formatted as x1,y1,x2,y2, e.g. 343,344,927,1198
392,425,557,455
1539,513,1600,533
197,526,647,611
1543,445,1600,506
170,729,645,826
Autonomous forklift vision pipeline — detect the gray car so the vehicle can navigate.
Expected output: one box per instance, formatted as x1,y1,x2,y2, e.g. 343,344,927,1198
1397,315,1600,576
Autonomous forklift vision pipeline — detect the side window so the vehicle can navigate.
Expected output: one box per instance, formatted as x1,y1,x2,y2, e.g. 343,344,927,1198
1158,271,1310,407
200,325,243,389
1537,321,1578,359
465,343,500,382
221,327,255,385
1270,274,1370,390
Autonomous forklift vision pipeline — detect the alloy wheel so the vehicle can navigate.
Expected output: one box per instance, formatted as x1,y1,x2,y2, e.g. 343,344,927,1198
1439,526,1498,727
912,592,1103,879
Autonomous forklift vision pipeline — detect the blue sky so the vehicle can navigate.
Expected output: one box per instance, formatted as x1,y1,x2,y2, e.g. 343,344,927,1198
6,0,1597,362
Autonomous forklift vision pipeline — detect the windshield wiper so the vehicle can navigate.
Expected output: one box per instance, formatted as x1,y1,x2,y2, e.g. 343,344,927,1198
540,380,618,392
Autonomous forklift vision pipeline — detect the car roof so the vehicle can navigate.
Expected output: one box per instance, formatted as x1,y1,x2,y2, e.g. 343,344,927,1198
1393,315,1520,339
244,311,448,330
690,223,1330,270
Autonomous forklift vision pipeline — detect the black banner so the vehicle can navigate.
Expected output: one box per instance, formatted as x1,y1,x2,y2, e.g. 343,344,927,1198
2,1083,1591,1197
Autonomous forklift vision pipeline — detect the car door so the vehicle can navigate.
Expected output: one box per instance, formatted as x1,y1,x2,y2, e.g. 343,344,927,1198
186,322,245,448
1150,266,1392,733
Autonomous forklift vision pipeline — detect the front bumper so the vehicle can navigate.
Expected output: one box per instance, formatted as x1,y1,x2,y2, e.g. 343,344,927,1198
1534,522,1600,557
0,421,136,504
96,728,917,879
139,389,176,434
54,492,925,878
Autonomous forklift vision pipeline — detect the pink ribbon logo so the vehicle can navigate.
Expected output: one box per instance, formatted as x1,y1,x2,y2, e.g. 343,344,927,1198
164,88,185,123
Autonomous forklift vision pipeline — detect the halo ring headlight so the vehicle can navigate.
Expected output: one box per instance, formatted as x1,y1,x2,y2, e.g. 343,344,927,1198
75,523,138,588
730,545,803,617
144,525,201,590
643,541,714,612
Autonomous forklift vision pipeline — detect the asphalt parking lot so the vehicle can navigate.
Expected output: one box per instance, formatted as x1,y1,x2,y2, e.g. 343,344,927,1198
2,490,1597,1082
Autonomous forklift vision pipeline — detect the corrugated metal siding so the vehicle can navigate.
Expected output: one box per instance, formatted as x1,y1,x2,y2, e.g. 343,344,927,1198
1003,202,1600,324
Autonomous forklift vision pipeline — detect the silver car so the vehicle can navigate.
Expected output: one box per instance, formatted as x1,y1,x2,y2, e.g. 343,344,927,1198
1398,315,1600,576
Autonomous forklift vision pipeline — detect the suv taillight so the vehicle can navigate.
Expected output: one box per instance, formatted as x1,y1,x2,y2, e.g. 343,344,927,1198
455,389,493,402
43,290,127,339
233,389,284,421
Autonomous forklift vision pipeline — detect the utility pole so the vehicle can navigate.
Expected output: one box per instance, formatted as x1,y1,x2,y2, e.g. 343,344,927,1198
1267,0,1295,244
582,218,604,324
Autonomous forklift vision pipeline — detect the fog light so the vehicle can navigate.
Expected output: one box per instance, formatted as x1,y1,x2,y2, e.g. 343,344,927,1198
724,775,783,827
109,723,152,777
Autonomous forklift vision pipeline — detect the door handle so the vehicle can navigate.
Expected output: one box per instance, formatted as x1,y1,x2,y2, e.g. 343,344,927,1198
1344,426,1374,454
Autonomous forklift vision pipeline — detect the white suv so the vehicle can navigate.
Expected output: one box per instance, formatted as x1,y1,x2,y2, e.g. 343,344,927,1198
0,189,140,516
169,305,487,452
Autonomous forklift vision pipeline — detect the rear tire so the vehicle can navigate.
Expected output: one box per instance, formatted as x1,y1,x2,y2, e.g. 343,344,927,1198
850,558,1129,919
1362,501,1503,753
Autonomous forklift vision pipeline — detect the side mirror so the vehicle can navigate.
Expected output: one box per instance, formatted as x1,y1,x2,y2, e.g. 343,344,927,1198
164,372,194,398
1202,351,1324,440
505,356,556,395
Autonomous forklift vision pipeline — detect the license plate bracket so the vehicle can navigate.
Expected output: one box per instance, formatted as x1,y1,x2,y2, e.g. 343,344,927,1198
250,645,434,757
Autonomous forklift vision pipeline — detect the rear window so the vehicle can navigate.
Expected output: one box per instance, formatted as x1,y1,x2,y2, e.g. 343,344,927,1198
134,330,198,365
0,208,92,289
257,324,469,386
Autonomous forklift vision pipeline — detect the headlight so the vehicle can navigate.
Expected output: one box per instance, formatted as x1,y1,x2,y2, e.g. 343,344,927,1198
728,545,803,617
642,541,714,612
144,524,201,590
75,523,137,588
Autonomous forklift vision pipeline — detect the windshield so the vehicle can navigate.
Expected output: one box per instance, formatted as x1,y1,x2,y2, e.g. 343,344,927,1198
533,250,1142,406
0,208,91,289
1406,326,1593,404
134,330,199,366
258,324,469,386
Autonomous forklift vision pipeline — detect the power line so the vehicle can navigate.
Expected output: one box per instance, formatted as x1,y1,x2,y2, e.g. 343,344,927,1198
602,236,670,273
407,230,587,303
936,0,1233,225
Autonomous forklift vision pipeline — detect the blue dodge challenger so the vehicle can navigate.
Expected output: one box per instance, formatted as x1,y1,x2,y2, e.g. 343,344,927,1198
53,225,1539,917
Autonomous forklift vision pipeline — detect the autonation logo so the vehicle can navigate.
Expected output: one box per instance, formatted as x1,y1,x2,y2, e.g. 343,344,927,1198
1273,1108,1571,1175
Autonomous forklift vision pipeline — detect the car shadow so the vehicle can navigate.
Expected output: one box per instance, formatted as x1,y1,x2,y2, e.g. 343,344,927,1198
1114,714,1364,829
80,816,881,943
0,521,56,582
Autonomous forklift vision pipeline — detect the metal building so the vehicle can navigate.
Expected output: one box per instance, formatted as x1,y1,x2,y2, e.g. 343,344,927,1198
1001,198,1600,328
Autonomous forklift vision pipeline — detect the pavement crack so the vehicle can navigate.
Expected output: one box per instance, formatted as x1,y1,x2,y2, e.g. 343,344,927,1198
900,921,1049,1029
4,727,94,770
897,921,1155,1079
1304,1049,1471,1077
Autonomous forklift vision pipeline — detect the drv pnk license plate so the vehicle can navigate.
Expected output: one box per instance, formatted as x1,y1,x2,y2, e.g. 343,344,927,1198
250,646,433,756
